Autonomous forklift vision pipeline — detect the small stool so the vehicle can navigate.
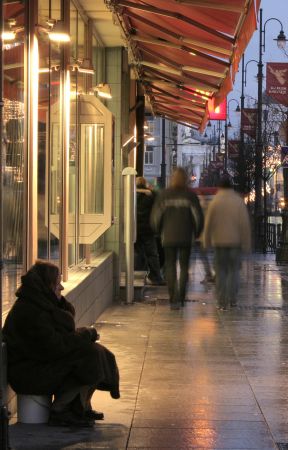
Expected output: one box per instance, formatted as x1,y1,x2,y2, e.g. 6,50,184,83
17,394,52,424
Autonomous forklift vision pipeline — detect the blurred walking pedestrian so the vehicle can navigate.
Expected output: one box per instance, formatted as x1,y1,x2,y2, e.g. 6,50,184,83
135,177,164,285
203,175,251,310
151,167,204,309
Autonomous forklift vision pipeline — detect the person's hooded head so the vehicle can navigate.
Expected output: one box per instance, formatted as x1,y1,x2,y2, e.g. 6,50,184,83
218,174,232,189
171,167,188,189
136,176,147,189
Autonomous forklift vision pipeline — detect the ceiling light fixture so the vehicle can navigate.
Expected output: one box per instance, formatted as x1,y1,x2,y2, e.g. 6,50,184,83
71,58,94,75
94,83,112,99
47,19,70,42
2,19,17,41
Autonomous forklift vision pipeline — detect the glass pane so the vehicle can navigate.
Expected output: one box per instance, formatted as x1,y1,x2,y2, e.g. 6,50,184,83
70,3,77,60
81,124,104,214
2,1,25,312
37,0,62,264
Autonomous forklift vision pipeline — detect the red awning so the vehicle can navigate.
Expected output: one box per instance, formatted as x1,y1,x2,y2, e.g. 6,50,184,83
110,0,260,130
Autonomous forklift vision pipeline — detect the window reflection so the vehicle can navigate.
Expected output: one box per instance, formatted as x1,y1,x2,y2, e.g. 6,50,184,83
37,0,62,264
2,2,25,313
81,124,104,214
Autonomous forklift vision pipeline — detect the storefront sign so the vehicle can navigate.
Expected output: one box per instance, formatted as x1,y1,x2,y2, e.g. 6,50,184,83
266,62,288,106
241,108,257,139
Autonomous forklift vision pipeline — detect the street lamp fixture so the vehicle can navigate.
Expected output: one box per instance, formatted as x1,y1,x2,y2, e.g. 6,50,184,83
244,59,258,86
275,30,287,49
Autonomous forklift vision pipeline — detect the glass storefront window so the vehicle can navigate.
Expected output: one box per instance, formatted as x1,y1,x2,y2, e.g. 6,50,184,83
37,0,62,265
2,2,25,313
81,124,104,214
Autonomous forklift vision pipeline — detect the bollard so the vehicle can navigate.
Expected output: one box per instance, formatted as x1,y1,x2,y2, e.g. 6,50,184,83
122,167,137,304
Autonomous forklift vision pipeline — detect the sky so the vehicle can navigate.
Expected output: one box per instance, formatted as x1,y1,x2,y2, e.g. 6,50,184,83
227,0,288,132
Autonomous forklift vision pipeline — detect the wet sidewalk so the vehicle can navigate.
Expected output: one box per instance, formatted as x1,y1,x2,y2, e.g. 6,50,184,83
8,254,288,449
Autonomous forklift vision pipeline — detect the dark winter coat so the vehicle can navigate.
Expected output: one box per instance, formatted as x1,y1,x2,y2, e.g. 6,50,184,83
136,186,156,237
151,186,204,247
2,270,120,397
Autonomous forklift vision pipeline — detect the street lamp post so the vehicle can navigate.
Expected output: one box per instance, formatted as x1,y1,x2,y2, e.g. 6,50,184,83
239,57,259,194
255,8,264,251
160,117,166,188
254,8,286,251
224,98,239,172
239,55,245,194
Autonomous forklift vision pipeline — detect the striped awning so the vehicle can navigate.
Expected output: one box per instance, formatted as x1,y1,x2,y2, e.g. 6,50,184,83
107,0,260,130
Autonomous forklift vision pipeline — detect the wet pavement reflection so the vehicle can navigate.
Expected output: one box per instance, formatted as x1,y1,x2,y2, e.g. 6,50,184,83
9,254,288,449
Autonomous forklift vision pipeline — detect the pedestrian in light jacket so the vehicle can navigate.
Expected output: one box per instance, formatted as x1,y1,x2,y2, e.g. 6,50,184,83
203,175,251,310
151,167,204,309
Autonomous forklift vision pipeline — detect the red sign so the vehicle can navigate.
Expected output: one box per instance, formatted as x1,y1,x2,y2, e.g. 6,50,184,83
228,140,240,158
208,98,227,120
241,108,257,139
266,63,288,106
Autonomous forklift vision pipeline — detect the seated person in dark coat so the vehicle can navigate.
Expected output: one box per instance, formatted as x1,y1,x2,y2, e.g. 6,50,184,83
3,260,120,427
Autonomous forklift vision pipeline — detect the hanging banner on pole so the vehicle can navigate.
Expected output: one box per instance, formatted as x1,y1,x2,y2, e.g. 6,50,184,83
241,108,257,139
266,63,288,106
281,146,288,168
228,140,240,158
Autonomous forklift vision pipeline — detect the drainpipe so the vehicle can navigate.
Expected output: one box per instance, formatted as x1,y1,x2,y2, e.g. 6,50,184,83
122,167,137,304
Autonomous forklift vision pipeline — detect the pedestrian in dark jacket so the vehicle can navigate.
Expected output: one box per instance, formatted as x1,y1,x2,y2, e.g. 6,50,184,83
135,177,164,285
3,260,120,427
151,167,204,309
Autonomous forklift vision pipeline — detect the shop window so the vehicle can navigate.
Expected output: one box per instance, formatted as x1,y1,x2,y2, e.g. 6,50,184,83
49,94,113,247
37,0,62,264
144,145,154,165
73,95,113,243
2,2,25,313
81,123,104,214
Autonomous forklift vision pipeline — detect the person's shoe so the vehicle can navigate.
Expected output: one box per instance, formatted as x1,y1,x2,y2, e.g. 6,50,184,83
85,409,104,420
110,388,120,399
170,303,180,310
49,410,94,427
144,276,154,285
216,305,227,311
145,276,166,286
201,274,215,284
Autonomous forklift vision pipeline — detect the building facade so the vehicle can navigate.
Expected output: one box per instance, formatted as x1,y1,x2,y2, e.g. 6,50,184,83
1,0,136,325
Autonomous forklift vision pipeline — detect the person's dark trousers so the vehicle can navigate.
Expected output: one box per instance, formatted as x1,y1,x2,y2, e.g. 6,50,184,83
214,247,241,309
164,246,191,305
135,234,162,281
